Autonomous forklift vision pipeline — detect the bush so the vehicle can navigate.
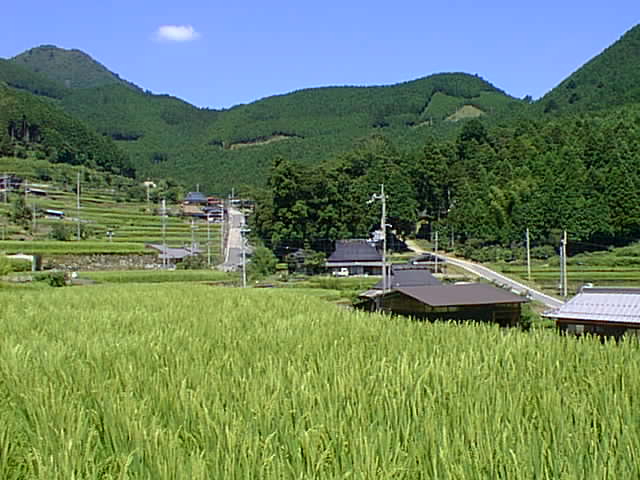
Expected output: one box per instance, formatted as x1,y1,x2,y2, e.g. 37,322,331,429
249,247,278,278
49,223,73,241
531,245,556,260
0,255,11,277
176,255,208,270
8,258,32,272
47,271,67,287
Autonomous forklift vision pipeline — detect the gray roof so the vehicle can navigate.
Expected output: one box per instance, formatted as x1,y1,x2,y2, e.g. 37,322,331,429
394,284,528,307
184,192,208,203
373,266,441,289
327,240,381,263
146,243,202,260
544,287,640,325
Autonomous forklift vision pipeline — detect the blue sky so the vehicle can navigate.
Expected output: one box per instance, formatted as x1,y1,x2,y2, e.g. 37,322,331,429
3,1,639,109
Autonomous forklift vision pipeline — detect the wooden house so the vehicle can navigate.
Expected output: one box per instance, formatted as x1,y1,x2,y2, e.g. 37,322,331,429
544,287,640,339
326,239,382,276
361,283,528,326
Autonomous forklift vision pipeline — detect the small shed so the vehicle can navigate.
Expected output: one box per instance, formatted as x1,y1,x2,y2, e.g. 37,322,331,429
544,287,640,339
44,209,65,219
326,239,382,276
365,283,528,326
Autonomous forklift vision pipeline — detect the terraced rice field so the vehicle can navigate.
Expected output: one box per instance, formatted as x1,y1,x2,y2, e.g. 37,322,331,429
0,166,221,257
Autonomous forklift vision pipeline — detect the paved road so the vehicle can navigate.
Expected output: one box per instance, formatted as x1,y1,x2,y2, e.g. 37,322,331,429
407,241,564,309
221,207,249,271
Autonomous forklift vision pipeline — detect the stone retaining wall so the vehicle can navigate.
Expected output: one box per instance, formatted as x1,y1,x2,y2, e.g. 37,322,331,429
43,254,161,271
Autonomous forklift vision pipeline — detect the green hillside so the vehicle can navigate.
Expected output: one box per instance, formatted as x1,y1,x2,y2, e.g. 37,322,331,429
537,24,640,114
0,83,134,176
0,58,67,99
8,46,523,192
11,45,139,91
6,22,640,195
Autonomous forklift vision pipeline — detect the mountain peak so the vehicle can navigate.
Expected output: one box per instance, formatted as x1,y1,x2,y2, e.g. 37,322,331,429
537,23,640,114
11,45,139,91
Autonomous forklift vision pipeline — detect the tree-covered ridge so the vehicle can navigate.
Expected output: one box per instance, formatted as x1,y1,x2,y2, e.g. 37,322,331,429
40,65,520,191
206,73,516,145
11,45,140,91
0,83,134,176
537,24,640,115
253,104,640,254
0,59,68,99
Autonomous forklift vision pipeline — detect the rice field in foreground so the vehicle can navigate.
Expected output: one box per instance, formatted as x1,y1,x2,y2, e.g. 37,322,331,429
2,284,639,478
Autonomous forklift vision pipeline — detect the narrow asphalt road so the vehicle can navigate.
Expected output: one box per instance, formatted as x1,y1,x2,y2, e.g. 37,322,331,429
407,241,565,309
221,207,249,271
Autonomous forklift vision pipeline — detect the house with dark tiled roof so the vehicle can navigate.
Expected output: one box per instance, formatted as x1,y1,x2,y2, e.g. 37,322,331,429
325,239,382,276
183,192,208,205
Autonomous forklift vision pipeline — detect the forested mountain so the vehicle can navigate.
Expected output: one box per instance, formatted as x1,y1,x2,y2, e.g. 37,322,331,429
0,82,134,176
536,24,640,115
0,59,68,99
11,45,139,91
254,106,640,255
3,45,523,192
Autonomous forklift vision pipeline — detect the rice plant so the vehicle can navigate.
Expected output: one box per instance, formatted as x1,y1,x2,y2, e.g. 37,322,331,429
1,284,639,478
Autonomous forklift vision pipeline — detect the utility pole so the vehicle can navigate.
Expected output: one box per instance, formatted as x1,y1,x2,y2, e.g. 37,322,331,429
434,231,439,274
241,222,250,288
526,228,531,282
562,230,568,298
220,212,225,264
207,213,211,268
191,218,196,251
381,184,387,293
32,201,37,236
161,199,167,269
76,172,81,241
3,173,7,204
368,184,387,295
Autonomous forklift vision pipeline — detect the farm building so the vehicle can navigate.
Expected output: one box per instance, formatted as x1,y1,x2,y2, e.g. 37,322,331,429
373,264,441,290
359,283,528,326
544,287,640,339
326,239,382,276
26,187,47,196
44,209,64,219
146,244,202,264
183,192,208,205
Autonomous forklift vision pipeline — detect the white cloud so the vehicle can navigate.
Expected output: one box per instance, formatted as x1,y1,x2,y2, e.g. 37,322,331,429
155,25,200,42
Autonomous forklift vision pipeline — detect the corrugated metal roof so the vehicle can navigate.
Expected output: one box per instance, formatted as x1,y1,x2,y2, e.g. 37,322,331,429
327,240,381,263
544,287,640,324
373,267,441,289
395,284,528,307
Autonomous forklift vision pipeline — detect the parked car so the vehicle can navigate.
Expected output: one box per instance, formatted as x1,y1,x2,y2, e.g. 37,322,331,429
332,267,349,277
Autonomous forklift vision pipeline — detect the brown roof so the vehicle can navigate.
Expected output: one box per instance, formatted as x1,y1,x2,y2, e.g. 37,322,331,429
394,284,528,307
